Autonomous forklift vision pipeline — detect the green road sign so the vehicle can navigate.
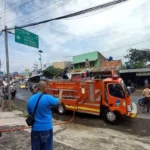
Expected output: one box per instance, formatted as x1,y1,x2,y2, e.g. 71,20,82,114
15,26,39,48
39,58,41,61
0,71,3,75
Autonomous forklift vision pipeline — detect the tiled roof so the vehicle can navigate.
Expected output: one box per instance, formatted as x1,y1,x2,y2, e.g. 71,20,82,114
91,66,121,72
91,60,122,73
71,60,122,73
101,60,122,67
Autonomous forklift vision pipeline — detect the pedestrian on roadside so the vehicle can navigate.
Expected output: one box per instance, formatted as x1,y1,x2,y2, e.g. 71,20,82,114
127,79,131,86
144,78,148,86
85,59,90,79
32,85,38,95
25,80,28,90
27,81,63,150
142,85,150,113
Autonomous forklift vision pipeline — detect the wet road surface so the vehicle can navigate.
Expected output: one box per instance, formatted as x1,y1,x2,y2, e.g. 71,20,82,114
13,88,150,150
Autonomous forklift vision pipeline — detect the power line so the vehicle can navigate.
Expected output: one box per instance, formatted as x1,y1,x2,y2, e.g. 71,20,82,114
4,0,7,26
34,24,45,33
23,0,127,28
0,0,21,13
15,0,73,26
0,0,34,17
0,31,3,35
2,0,148,55
101,38,150,53
16,0,72,33
65,4,115,20
4,0,68,25
5,0,128,30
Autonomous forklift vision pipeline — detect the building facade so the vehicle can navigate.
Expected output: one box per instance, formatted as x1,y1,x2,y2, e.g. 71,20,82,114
52,61,72,69
119,68,150,87
72,51,106,72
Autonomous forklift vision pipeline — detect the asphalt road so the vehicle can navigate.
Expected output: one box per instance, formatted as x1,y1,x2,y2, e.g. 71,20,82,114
16,88,32,101
13,88,150,149
16,86,140,102
15,87,150,120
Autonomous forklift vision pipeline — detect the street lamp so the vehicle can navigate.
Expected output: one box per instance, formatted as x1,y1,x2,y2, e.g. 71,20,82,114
32,50,43,71
38,50,43,71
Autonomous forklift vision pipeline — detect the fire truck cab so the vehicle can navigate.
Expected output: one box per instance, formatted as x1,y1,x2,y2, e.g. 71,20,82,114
46,72,137,124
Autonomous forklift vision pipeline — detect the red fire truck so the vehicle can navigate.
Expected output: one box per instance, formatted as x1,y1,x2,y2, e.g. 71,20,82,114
46,71,137,124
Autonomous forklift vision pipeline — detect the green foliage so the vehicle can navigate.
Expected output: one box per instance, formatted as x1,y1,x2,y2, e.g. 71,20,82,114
125,48,150,69
43,66,63,78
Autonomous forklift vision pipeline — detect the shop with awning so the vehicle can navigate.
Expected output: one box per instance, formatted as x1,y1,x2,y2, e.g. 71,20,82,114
119,68,150,87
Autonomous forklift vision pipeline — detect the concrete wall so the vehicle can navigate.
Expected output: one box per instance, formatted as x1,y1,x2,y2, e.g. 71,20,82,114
97,53,107,67
73,51,107,69
52,61,72,69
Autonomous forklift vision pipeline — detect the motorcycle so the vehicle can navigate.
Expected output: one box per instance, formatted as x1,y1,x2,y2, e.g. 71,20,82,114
138,97,144,106
10,83,16,100
2,81,17,100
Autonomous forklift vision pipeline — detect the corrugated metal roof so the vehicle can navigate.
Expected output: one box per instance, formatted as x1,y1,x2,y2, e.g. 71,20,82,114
136,72,150,76
119,68,150,73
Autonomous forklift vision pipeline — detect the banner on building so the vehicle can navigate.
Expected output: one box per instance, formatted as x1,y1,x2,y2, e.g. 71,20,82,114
25,69,29,77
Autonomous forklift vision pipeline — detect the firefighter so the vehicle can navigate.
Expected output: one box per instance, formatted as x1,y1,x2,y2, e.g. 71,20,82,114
62,67,69,79
85,59,90,79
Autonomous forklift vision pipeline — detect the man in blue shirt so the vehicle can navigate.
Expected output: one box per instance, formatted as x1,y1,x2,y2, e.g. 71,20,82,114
27,81,63,150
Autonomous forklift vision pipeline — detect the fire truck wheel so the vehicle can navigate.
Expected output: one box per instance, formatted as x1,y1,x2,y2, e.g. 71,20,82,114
58,103,66,115
104,109,118,124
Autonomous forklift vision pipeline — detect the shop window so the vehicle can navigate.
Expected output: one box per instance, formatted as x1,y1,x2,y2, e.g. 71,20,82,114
90,61,95,67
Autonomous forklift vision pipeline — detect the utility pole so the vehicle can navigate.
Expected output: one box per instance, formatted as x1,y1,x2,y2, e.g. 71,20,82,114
39,53,42,71
32,50,43,72
0,60,1,71
4,25,11,111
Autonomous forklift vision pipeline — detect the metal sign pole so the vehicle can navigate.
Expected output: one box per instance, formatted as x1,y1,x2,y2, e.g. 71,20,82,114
5,25,11,111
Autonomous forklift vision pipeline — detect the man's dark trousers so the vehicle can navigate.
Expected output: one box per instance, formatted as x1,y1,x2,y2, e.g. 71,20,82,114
31,129,53,150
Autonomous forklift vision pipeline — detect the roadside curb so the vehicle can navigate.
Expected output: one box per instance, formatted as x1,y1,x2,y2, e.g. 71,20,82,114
136,90,143,92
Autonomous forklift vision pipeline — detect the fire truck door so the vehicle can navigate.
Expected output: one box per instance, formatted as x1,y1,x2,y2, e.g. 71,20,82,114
107,83,125,107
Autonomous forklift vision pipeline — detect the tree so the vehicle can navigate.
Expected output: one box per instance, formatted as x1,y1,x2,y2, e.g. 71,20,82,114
43,66,63,78
125,48,150,69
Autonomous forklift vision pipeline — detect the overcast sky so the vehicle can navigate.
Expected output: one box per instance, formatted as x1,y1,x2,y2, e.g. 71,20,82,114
0,0,150,73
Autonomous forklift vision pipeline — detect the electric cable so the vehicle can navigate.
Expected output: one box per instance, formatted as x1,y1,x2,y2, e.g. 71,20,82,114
101,38,150,53
5,0,70,25
0,0,34,17
0,0,21,14
17,0,73,26
5,0,128,30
